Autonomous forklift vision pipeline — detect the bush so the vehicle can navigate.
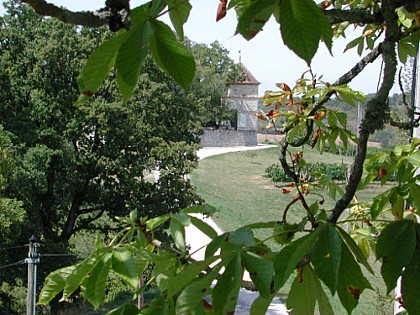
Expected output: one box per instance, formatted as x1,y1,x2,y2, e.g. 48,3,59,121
265,163,291,183
320,142,385,157
266,162,348,184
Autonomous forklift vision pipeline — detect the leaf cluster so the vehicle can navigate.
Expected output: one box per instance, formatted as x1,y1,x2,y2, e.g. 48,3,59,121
38,210,384,315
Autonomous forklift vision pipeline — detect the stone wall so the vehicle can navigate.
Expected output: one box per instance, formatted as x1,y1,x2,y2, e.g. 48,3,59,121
201,129,257,147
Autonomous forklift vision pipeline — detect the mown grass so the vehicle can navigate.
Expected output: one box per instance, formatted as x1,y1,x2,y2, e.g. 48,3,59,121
191,146,356,231
190,145,393,315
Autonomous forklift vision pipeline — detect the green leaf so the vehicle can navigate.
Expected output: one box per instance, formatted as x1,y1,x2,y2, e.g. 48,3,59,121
357,37,365,55
62,248,111,300
406,150,420,166
313,269,335,315
168,0,192,41
189,216,218,239
105,303,140,315
398,39,417,64
376,220,417,294
326,179,344,200
274,228,321,289
250,294,276,315
327,111,337,127
336,111,348,128
336,226,374,274
279,0,332,65
175,281,207,314
305,87,325,98
82,251,113,309
146,215,170,231
287,265,317,315
312,224,342,294
112,247,148,289
150,20,195,91
337,244,372,314
228,227,255,246
145,0,166,16
77,35,123,103
242,221,278,230
344,36,362,53
287,265,334,315
180,204,217,215
213,254,243,315
176,264,222,315
152,252,178,293
169,218,186,251
172,212,191,226
366,35,374,50
235,0,276,40
116,21,152,102
408,183,420,212
390,189,405,219
167,255,221,298
401,250,420,315
38,266,76,304
327,128,338,153
369,189,393,219
205,233,228,259
357,239,371,261
339,130,349,152
241,252,274,299
138,295,168,315
332,85,366,106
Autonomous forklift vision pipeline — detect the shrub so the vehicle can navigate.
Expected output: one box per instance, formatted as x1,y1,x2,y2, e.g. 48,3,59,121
266,162,348,184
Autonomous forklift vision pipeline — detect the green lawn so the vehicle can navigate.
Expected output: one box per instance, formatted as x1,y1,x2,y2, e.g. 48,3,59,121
190,145,393,315
191,146,356,231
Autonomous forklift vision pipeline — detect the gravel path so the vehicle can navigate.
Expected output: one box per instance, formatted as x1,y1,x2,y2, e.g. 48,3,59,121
185,145,289,315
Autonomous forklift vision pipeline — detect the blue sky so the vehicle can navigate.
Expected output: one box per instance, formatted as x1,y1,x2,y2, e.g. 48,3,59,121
1,0,398,95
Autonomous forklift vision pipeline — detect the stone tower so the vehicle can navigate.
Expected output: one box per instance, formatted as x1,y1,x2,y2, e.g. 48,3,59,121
200,63,260,147
226,64,260,144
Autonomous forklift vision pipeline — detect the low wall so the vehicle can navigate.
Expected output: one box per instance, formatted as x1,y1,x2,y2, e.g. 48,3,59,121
200,129,257,147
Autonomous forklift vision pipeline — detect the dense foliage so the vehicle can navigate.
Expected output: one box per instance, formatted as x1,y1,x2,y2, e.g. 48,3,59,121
190,41,241,127
0,1,235,313
2,0,420,314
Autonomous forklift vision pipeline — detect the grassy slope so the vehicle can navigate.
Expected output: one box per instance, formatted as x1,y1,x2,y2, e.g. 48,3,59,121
191,146,391,315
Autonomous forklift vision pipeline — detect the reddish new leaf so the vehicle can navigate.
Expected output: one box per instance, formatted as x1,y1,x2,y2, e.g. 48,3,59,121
216,0,228,22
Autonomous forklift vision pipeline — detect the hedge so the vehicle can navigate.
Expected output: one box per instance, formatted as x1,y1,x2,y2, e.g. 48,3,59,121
265,162,348,184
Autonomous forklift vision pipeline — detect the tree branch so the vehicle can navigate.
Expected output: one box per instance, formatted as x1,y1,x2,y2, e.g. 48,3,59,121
72,208,107,234
324,8,383,25
333,45,383,87
328,0,399,224
21,0,108,28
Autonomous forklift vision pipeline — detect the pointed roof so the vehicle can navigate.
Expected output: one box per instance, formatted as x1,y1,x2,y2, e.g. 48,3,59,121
232,64,260,85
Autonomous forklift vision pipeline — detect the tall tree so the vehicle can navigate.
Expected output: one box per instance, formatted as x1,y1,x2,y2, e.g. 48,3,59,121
0,1,201,241
0,1,202,313
190,41,241,127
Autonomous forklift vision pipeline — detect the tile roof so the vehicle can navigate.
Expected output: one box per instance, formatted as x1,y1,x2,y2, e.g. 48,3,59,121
233,64,260,85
